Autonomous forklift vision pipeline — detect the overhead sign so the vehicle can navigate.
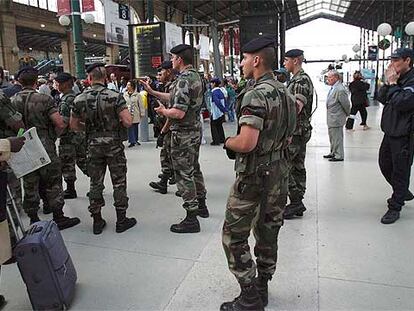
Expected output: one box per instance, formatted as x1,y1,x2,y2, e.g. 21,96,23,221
104,0,129,46
57,0,71,16
119,4,130,20
199,34,210,60
82,0,95,12
164,22,183,53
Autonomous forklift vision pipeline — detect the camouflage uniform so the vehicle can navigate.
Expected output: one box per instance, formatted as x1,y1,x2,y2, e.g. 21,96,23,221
160,81,174,178
169,67,207,212
222,73,296,284
72,83,129,215
11,88,65,216
58,90,88,183
286,69,314,205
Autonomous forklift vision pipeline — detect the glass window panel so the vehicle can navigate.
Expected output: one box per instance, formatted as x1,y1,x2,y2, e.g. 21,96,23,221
48,0,57,11
330,4,339,11
39,0,47,9
29,0,37,6
332,0,340,4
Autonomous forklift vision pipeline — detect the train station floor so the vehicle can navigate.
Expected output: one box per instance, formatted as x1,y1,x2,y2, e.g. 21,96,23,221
2,81,414,310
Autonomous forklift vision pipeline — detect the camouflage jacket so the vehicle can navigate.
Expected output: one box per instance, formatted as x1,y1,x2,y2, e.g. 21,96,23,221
235,72,296,178
72,83,128,145
0,89,22,138
287,68,314,135
58,90,77,139
11,87,58,152
169,66,203,131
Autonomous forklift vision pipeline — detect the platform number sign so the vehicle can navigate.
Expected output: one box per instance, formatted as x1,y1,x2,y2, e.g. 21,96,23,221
119,4,130,21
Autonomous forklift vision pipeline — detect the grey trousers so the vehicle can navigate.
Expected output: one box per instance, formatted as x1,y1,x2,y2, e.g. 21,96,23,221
328,126,344,159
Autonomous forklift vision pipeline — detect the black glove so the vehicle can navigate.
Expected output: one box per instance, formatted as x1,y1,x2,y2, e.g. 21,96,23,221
156,132,165,148
223,137,236,160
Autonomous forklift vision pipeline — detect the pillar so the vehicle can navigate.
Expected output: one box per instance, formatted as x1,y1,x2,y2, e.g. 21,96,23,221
0,14,19,74
61,36,75,74
106,44,120,64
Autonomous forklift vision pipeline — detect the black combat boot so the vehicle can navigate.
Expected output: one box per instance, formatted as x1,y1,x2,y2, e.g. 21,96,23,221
53,211,81,230
28,212,40,225
197,197,209,218
92,212,106,235
405,190,414,201
169,175,176,185
0,295,6,309
283,201,307,219
220,284,264,311
175,191,182,197
170,210,200,233
254,274,271,307
115,210,137,233
149,175,168,194
381,209,400,224
63,181,77,199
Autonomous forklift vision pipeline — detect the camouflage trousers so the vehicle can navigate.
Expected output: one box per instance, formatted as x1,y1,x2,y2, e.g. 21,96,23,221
87,142,128,215
23,151,65,215
287,132,311,203
170,129,207,212
59,134,88,183
222,159,289,285
160,131,173,177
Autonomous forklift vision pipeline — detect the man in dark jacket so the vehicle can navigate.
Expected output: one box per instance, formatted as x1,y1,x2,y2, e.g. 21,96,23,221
377,48,414,224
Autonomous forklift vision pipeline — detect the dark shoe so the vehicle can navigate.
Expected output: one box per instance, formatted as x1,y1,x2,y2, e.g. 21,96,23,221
0,295,7,309
405,190,414,201
254,274,271,307
128,143,135,148
170,211,200,233
175,191,182,197
210,142,220,146
115,210,137,233
136,141,141,146
28,212,40,225
197,197,209,218
381,209,400,224
149,175,168,194
42,201,52,215
63,181,77,199
2,256,16,265
169,175,176,185
323,154,334,159
329,158,344,162
53,215,81,230
284,201,307,219
220,284,264,311
92,213,106,235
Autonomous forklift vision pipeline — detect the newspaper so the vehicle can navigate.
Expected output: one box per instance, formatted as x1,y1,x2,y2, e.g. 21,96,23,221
7,127,51,179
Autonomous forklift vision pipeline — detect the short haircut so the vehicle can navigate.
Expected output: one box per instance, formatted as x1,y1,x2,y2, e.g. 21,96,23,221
19,72,37,87
328,70,341,79
89,67,106,81
176,48,193,66
256,47,276,70
403,56,414,67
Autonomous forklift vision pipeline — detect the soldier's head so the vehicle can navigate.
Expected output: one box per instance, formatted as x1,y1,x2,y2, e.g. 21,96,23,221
170,44,194,71
86,63,106,84
390,48,414,75
54,72,73,93
158,60,174,84
327,70,341,86
17,66,38,88
240,35,277,80
284,49,304,74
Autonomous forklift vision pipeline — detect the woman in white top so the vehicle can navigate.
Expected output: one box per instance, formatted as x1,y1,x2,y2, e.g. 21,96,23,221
123,80,145,147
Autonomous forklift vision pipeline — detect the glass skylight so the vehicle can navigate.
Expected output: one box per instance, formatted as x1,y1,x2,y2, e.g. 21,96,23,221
296,0,351,20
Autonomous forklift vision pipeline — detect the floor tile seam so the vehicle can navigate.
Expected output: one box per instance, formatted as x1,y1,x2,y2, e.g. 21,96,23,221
319,276,414,290
65,240,199,263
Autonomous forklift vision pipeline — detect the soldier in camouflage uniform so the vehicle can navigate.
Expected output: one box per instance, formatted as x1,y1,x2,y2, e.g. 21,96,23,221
221,36,296,311
142,44,208,233
11,67,80,230
283,49,315,219
71,63,136,235
54,72,88,199
149,60,177,194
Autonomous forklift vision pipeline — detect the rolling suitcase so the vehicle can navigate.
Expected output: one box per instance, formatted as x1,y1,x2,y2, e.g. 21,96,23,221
5,186,77,310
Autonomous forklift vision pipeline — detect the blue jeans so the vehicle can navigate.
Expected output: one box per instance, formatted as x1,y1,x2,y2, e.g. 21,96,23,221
128,123,139,144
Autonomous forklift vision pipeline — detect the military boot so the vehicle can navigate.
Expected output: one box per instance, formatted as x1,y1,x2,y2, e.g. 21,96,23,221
149,175,168,194
254,274,271,307
381,209,400,224
92,212,106,235
53,211,81,230
63,181,77,199
283,201,307,219
405,190,414,201
197,197,209,218
170,210,200,233
0,295,6,309
115,210,137,233
28,212,40,225
220,284,264,311
175,191,182,197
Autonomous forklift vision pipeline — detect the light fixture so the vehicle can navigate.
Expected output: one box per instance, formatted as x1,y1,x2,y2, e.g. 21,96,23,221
93,33,97,38
58,15,71,27
29,47,33,51
405,22,414,36
40,24,46,28
352,44,361,53
377,23,392,36
82,13,95,25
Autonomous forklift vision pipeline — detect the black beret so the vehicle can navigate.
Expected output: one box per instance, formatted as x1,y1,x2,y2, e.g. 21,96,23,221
170,44,193,54
86,62,105,73
390,48,414,59
285,49,304,58
16,66,38,79
160,60,173,70
241,35,277,53
54,72,73,83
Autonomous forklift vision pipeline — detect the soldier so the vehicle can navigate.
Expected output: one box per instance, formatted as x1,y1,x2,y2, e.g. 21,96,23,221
283,49,315,219
149,60,177,194
221,35,296,310
70,63,136,235
141,44,208,233
11,67,80,230
54,72,88,199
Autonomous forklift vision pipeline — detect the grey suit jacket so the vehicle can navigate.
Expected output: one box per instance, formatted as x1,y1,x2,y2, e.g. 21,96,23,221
326,81,351,127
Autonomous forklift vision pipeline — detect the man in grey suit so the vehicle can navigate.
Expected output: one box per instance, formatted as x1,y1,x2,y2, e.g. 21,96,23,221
323,70,351,161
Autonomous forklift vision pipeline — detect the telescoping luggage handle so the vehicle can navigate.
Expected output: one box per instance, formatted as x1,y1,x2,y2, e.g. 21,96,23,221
5,185,26,240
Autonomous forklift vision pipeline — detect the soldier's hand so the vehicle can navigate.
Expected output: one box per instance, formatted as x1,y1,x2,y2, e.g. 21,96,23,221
155,103,166,115
140,79,153,94
223,138,236,160
156,132,165,148
8,136,26,152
